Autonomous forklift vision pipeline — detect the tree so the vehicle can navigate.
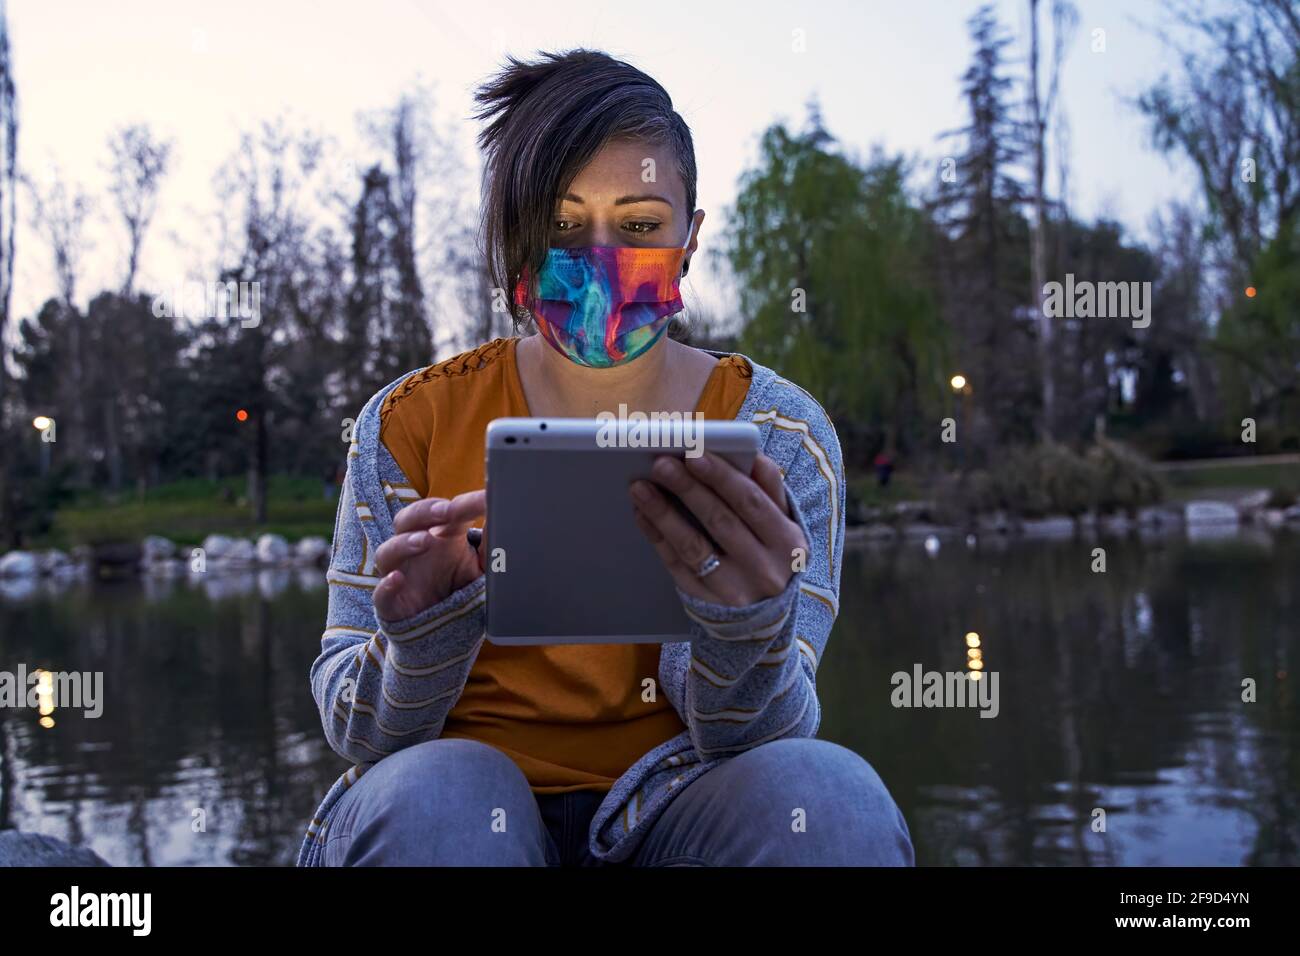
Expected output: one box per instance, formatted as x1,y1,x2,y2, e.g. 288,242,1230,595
933,4,1035,455
106,124,172,296
1139,0,1300,425
1027,0,1078,440
727,106,948,466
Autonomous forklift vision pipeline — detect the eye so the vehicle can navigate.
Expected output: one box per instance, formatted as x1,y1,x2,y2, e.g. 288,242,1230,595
623,221,661,235
554,219,579,233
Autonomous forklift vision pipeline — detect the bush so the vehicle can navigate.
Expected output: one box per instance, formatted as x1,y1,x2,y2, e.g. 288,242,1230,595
1086,437,1165,514
938,440,1164,521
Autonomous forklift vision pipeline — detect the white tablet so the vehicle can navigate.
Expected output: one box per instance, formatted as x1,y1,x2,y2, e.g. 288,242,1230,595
484,416,761,644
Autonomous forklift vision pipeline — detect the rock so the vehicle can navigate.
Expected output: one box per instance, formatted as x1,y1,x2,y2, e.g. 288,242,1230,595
1284,504,1300,525
1262,508,1285,529
1138,506,1179,528
200,534,235,561
0,550,38,578
901,522,960,539
255,533,291,564
141,535,175,563
144,558,185,578
35,549,72,575
976,511,1011,534
295,536,331,567
1020,516,1075,537
1185,500,1240,526
224,539,256,565
1098,513,1132,535
1237,489,1271,514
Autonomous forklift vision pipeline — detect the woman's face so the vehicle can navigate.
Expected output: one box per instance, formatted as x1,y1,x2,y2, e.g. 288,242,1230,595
553,138,703,257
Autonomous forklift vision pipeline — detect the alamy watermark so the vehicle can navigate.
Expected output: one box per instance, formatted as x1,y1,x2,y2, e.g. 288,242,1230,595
596,403,705,459
1043,273,1150,329
0,665,103,719
891,664,1000,719
152,280,261,328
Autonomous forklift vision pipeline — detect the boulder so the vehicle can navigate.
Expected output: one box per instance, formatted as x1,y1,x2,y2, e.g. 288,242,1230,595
295,536,331,567
1138,505,1180,528
1185,500,1240,526
255,533,291,564
224,539,256,565
200,534,235,561
0,550,38,578
976,511,1011,534
35,549,72,575
1020,516,1075,537
141,535,175,563
1236,489,1271,514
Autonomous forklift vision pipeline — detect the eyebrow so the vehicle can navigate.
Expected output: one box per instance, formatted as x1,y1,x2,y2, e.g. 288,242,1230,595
559,192,674,207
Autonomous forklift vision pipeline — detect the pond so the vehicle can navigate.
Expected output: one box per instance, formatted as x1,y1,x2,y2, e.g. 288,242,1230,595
1,530,1296,866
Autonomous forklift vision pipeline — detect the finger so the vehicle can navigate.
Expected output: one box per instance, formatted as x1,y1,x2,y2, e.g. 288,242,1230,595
683,451,791,548
373,529,432,576
373,568,406,615
751,454,791,517
393,496,449,534
427,489,487,538
632,504,715,601
648,455,765,560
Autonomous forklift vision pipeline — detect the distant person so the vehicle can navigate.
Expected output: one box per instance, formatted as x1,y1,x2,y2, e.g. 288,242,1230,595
874,450,895,488
298,50,913,868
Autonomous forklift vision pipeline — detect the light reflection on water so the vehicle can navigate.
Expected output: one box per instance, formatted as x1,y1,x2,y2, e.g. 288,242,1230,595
1,530,1296,866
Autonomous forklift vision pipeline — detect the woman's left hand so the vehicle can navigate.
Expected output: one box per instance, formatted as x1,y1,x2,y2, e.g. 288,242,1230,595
629,451,808,608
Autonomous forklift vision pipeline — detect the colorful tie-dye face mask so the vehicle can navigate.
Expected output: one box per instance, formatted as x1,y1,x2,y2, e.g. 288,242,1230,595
514,222,695,368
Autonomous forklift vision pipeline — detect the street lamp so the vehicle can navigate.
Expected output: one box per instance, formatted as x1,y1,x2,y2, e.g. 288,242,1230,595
32,416,53,476
950,375,972,470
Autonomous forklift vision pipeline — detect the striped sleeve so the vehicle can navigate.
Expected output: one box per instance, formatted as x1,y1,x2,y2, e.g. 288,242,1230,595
675,388,844,758
309,445,487,765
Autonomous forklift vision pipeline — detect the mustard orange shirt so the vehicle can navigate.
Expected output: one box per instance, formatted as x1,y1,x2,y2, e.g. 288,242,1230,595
378,336,753,793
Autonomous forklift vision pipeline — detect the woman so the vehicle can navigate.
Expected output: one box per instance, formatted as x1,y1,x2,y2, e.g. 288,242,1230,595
299,50,913,866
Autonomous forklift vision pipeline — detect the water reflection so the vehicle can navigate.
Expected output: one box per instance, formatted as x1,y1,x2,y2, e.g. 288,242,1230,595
818,532,1299,866
1,534,1296,866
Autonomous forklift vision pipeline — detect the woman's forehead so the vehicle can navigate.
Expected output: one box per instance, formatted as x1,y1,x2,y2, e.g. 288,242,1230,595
562,138,687,209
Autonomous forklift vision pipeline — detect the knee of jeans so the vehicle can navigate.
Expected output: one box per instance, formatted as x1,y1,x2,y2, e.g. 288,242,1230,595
354,738,531,828
739,738,913,859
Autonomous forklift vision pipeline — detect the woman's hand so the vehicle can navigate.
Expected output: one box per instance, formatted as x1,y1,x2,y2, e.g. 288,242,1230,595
372,490,486,622
629,452,808,607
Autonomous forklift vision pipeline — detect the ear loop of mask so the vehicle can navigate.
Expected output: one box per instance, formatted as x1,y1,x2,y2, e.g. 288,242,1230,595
681,214,697,276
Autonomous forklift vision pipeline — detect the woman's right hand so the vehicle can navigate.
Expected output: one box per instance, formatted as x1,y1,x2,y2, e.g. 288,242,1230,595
372,490,487,622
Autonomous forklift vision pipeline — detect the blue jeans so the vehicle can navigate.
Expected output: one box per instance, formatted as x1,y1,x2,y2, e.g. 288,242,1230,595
321,737,914,866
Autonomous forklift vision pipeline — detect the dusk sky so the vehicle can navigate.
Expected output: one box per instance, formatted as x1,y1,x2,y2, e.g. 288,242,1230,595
9,0,1199,354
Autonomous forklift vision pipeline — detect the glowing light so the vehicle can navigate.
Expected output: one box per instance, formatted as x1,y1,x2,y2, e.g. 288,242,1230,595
236,409,249,422
1245,286,1257,298
32,416,51,430
965,632,981,648
967,658,984,671
967,648,983,661
968,671,983,682
950,374,967,392
36,669,55,718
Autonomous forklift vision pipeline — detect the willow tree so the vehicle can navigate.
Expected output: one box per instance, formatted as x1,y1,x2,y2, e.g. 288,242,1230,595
726,106,948,466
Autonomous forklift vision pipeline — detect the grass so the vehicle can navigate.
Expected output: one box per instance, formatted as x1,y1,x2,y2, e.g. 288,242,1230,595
1157,460,1300,503
36,476,338,549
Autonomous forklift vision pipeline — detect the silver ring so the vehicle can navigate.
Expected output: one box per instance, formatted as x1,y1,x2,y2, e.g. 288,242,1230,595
695,553,721,579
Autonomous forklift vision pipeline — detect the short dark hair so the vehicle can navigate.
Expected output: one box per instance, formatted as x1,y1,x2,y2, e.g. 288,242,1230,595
474,49,698,327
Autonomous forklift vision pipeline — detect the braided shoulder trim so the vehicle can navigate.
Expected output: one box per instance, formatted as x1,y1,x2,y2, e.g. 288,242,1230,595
380,338,512,426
